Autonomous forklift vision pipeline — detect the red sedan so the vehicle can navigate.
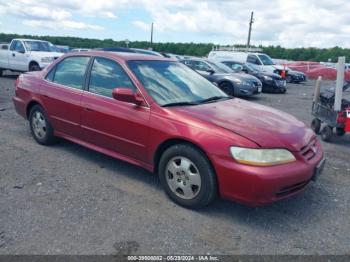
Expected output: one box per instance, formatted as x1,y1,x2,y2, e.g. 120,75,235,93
13,52,325,208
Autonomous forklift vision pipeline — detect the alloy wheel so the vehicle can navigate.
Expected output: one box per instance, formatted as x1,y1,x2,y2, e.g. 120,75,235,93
165,156,202,200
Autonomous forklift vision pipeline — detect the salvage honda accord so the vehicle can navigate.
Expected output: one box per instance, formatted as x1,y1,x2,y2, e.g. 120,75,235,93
13,52,325,208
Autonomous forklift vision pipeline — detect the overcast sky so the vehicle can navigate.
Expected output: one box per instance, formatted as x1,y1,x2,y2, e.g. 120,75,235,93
0,0,348,48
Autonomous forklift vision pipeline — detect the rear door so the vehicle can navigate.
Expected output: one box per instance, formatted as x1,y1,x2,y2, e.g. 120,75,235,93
41,56,91,138
80,57,150,162
9,40,28,71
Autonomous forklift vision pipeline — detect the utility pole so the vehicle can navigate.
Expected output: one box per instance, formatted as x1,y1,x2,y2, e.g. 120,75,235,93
246,12,254,50
150,22,154,49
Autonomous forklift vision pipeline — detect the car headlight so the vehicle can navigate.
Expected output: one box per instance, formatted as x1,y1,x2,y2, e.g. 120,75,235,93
263,75,273,81
230,147,296,166
41,57,54,63
235,80,251,87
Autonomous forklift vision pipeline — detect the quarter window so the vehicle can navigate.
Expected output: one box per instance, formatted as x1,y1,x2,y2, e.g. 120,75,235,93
53,56,90,90
88,57,136,98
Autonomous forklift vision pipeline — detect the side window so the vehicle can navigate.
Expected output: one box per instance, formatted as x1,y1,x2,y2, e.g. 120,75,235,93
53,56,90,89
9,41,17,51
247,55,261,65
182,60,193,67
88,57,136,98
192,61,211,71
231,63,243,72
15,41,25,53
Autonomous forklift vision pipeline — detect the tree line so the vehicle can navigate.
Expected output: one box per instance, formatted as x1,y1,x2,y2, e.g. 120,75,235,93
1,32,349,62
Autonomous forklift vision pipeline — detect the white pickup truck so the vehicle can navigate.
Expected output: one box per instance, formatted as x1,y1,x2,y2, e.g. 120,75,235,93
0,39,63,76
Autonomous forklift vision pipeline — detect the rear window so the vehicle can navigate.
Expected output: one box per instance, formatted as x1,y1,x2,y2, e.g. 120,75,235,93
51,56,90,89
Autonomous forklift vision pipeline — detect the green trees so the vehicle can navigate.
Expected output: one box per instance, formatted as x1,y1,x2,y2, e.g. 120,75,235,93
1,32,349,62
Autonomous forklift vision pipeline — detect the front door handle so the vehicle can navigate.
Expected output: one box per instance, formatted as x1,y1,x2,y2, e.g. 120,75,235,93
85,107,94,112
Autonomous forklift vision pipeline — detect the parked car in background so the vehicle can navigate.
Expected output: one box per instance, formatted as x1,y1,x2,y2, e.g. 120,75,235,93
286,70,307,83
55,45,70,53
0,43,9,50
161,53,183,60
0,39,63,76
70,48,91,52
208,51,288,76
181,58,262,97
220,60,287,93
93,47,163,57
94,47,135,53
130,48,163,57
13,51,325,208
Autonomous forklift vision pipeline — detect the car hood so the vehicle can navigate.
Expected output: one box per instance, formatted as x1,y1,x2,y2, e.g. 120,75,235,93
215,72,259,82
262,72,282,79
172,99,314,151
28,51,64,58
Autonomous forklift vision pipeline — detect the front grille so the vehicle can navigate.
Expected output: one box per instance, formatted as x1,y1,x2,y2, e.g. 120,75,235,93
300,138,317,161
276,180,309,197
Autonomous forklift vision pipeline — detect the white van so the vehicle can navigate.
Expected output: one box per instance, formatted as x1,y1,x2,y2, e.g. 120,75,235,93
208,51,286,75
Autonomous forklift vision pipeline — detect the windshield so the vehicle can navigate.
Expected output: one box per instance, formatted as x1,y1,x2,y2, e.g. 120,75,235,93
258,54,275,66
128,60,228,106
24,41,57,52
206,61,233,73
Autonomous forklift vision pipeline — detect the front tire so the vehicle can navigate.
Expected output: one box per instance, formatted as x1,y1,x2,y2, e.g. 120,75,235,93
29,105,58,145
311,118,321,134
159,144,217,209
219,82,235,96
29,63,40,71
320,125,333,142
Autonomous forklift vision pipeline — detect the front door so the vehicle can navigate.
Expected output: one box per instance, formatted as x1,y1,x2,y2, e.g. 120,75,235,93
80,57,150,162
9,40,28,71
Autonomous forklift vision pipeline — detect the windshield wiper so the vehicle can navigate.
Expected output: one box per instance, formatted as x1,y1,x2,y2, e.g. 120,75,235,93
162,101,199,107
198,96,232,104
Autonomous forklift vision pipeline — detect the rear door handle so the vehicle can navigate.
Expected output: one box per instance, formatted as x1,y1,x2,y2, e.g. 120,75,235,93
85,107,94,112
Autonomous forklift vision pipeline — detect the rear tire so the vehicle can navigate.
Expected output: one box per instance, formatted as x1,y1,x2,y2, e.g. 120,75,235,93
311,118,321,134
159,144,217,209
320,125,333,142
29,105,58,145
219,82,235,96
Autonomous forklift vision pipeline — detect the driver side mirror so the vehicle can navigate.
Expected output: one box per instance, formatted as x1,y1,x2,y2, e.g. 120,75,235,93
206,69,215,75
112,88,145,106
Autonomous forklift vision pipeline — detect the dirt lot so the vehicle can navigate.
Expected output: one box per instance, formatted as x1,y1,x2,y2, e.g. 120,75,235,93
0,73,349,255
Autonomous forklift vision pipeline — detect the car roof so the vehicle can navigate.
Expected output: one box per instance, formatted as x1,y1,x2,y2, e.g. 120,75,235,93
67,51,174,62
14,39,49,42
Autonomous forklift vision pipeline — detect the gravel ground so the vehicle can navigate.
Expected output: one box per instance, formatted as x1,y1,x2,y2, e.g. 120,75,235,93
0,72,349,255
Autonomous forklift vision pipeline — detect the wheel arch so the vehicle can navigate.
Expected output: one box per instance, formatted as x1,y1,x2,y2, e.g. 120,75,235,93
28,60,40,71
153,138,216,176
26,100,42,119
